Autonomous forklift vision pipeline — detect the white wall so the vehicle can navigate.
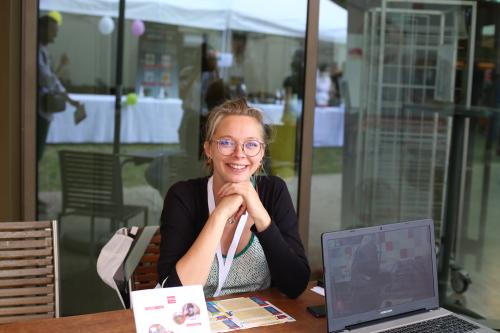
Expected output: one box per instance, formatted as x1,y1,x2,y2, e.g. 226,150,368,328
48,12,346,99
48,13,140,90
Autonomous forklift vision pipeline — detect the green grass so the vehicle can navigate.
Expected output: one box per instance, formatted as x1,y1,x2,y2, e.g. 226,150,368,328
39,144,343,192
38,144,180,192
312,147,343,174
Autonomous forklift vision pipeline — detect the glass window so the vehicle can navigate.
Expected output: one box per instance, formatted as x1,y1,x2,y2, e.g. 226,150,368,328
307,0,348,276
37,7,125,314
310,0,500,326
36,0,500,324
37,0,308,314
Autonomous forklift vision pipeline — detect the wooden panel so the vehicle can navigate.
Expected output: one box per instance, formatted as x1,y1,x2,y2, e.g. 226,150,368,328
137,251,159,260
0,222,51,230
0,248,52,258
0,312,54,325
0,239,49,249
0,277,53,288
0,230,52,239
20,0,38,221
0,266,53,278
0,295,53,307
137,254,159,263
150,234,161,243
132,275,156,283
0,286,54,297
0,257,52,268
0,221,57,323
0,0,22,221
0,304,54,316
134,266,156,275
132,281,157,290
131,229,161,291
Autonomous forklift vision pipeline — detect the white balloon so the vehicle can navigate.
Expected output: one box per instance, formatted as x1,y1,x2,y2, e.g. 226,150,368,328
98,16,114,35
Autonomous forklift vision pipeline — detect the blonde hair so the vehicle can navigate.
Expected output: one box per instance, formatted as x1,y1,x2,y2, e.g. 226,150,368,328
205,98,268,142
204,98,270,172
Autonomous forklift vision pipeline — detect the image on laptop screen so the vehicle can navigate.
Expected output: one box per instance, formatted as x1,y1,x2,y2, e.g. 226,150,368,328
322,220,437,330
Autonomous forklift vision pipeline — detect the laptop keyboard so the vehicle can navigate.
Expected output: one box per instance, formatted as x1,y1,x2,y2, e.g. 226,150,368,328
380,315,479,333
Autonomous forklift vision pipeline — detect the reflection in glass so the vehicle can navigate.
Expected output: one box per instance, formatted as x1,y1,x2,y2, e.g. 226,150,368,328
327,225,433,317
308,0,348,277
308,0,500,327
37,0,311,315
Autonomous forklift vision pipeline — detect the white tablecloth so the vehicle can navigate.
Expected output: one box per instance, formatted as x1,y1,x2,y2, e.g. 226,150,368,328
252,103,284,125
256,103,344,147
47,94,184,144
47,94,344,147
313,106,344,147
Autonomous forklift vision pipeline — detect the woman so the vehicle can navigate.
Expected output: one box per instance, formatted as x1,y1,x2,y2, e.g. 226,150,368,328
157,98,310,298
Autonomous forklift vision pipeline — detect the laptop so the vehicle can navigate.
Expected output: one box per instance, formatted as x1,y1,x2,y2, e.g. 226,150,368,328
321,219,495,333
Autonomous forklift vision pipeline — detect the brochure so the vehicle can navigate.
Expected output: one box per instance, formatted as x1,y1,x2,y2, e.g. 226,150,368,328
131,285,210,333
207,296,295,332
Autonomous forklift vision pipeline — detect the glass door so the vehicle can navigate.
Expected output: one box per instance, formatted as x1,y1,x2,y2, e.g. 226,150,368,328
37,0,309,315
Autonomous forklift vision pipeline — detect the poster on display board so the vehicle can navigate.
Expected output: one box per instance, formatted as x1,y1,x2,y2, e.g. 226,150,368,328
136,22,180,99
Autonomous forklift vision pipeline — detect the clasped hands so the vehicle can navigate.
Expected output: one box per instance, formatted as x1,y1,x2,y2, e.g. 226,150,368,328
215,181,271,232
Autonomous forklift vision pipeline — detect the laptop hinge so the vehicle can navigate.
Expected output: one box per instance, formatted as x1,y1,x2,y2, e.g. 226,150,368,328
345,308,428,331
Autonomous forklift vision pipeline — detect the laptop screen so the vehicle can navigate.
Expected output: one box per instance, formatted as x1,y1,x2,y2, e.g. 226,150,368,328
321,219,439,332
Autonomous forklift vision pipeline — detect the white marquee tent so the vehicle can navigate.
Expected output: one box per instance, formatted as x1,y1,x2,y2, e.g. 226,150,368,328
40,0,347,43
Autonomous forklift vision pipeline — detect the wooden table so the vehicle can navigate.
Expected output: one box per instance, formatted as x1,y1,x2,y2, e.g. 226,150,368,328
0,283,326,333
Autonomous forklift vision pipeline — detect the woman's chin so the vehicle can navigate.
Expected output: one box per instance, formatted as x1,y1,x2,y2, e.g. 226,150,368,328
227,176,249,183
223,173,251,183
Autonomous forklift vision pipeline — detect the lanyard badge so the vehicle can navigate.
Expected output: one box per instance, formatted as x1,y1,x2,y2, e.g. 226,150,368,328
207,176,248,296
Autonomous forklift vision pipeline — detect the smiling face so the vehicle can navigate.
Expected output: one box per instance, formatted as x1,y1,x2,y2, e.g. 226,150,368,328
204,115,264,188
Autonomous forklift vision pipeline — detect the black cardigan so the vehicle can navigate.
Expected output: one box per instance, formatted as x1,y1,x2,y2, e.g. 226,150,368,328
157,175,310,298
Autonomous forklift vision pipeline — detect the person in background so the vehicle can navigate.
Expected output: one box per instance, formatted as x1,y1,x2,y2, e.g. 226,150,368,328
283,49,305,100
201,42,220,114
144,65,204,198
330,62,342,106
158,98,310,298
178,65,202,156
200,41,229,156
349,235,380,313
38,14,81,162
227,32,248,99
316,63,333,106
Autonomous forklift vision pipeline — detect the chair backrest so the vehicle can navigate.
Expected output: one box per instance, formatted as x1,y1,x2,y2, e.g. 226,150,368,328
59,150,123,213
0,220,60,323
129,227,161,291
97,226,159,309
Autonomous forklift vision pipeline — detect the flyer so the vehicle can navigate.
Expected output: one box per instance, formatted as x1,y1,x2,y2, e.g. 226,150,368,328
131,285,210,333
207,296,295,332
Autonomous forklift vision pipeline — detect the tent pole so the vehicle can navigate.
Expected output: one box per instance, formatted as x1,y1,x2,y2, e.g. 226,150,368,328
113,0,126,154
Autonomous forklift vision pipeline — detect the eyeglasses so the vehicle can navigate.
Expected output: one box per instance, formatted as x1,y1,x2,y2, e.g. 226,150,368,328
213,137,264,157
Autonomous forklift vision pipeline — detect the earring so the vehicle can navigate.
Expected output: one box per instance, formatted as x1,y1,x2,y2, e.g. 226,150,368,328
250,174,256,188
258,161,265,175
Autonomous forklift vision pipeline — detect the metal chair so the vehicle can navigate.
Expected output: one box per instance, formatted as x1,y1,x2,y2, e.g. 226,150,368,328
58,150,148,248
0,220,60,323
97,225,159,308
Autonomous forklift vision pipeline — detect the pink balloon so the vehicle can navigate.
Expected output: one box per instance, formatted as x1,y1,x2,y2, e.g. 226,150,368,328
131,19,145,36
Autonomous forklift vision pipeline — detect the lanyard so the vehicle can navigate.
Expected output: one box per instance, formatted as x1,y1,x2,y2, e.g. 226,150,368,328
207,176,248,297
